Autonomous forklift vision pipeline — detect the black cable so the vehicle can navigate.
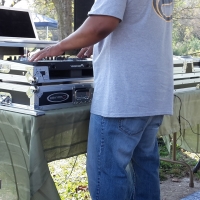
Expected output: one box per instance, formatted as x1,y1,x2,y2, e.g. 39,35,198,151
180,115,200,135
174,94,183,143
173,93,200,162
174,94,200,136
66,156,78,179
57,155,79,186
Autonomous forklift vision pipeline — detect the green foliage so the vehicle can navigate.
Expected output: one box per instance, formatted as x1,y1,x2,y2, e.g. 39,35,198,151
159,143,170,157
173,35,200,56
48,139,200,199
48,155,91,200
33,0,57,19
173,0,200,56
159,137,200,183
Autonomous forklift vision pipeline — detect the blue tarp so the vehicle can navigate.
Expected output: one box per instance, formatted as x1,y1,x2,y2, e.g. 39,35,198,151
32,13,58,29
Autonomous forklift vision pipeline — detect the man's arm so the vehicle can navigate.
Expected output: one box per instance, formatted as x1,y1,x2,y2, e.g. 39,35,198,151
30,15,120,61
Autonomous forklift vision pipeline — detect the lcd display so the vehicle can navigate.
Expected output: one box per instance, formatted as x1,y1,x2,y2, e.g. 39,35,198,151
0,9,36,38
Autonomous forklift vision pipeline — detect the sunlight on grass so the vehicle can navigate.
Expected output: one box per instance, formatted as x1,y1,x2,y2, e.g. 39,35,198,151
48,154,91,200
159,137,200,181
49,138,200,199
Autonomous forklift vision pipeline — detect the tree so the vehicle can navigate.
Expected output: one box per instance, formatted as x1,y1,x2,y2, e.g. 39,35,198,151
34,0,200,55
52,0,73,40
33,0,73,41
2,0,200,56
173,0,200,56
0,0,23,6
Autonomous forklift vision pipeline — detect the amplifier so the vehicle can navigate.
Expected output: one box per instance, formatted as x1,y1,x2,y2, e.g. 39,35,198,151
0,58,93,84
0,82,93,115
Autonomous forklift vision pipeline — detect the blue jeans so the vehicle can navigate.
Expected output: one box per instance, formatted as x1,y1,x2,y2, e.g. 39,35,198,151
86,114,163,200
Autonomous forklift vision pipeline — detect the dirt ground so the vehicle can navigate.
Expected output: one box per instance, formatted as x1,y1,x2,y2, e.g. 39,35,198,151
160,177,200,200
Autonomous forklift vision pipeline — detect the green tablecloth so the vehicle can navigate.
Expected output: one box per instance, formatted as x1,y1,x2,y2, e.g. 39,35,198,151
0,105,90,200
1,88,200,200
158,88,200,153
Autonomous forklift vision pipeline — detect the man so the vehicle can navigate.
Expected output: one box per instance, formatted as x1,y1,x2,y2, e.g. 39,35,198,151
30,0,174,199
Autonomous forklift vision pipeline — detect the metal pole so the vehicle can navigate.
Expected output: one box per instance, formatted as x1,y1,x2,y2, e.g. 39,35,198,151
172,132,177,161
46,26,49,40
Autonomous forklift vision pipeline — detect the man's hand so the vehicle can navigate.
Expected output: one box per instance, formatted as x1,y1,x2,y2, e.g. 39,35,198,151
77,46,93,58
29,15,119,62
29,43,64,62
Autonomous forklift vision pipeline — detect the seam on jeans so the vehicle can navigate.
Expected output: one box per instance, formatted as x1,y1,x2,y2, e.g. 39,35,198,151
132,167,136,200
118,117,152,136
96,116,105,200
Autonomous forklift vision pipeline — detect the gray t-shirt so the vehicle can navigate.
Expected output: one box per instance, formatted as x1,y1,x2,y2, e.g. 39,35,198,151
88,0,174,117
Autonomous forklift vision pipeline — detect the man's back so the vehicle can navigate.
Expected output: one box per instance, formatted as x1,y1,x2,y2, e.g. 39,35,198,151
89,0,174,117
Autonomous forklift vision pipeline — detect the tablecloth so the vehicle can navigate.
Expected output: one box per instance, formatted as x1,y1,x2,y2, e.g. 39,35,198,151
159,88,200,153
1,87,200,200
0,105,90,200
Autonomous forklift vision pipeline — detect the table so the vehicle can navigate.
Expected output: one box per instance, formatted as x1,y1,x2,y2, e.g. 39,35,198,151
0,40,87,200
158,87,200,187
0,105,90,200
1,88,200,199
159,87,200,151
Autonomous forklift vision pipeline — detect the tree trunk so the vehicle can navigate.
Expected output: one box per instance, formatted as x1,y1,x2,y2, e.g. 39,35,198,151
52,0,73,40
1,0,5,6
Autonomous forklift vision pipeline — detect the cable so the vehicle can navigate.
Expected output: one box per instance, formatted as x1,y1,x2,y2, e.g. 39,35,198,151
173,93,200,161
65,156,78,180
180,116,200,135
174,94,183,143
57,155,78,186
174,94,200,136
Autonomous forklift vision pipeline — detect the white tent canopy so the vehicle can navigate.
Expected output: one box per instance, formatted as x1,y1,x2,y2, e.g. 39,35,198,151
13,0,58,40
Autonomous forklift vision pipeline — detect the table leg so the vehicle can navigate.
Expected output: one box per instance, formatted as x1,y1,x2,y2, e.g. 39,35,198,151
160,132,194,187
172,131,177,161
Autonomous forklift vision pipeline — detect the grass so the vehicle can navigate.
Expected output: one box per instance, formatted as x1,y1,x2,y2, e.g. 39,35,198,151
48,137,200,199
158,137,200,181
48,155,90,200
